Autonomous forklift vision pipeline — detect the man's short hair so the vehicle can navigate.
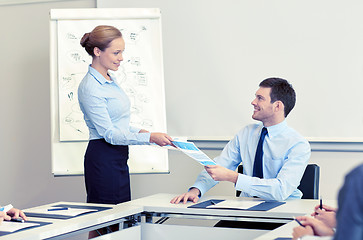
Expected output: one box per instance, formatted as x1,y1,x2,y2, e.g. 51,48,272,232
259,77,296,117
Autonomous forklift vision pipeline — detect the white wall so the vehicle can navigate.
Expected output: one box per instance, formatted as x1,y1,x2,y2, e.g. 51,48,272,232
0,0,96,208
97,0,363,142
0,0,362,211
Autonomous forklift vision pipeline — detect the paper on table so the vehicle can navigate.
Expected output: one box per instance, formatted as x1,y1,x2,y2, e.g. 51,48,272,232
0,221,40,232
206,200,263,209
26,207,98,217
172,140,216,166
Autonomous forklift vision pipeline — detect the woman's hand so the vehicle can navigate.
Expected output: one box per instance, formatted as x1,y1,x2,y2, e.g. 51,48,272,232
150,133,173,146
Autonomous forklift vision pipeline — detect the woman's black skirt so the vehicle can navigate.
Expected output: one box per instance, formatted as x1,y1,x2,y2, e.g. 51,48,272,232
84,139,130,204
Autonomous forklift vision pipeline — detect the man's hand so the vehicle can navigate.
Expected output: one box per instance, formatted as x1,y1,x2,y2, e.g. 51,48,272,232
170,188,201,204
204,165,238,183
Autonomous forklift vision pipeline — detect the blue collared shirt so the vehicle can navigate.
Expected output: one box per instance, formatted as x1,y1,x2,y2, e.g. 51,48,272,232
78,65,150,145
192,120,311,201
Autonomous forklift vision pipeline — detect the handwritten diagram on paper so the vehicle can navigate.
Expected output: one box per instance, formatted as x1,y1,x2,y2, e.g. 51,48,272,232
57,20,165,141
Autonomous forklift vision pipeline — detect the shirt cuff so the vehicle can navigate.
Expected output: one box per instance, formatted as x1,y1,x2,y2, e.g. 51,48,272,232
188,187,201,197
235,173,252,193
130,126,141,133
138,132,151,143
190,184,206,197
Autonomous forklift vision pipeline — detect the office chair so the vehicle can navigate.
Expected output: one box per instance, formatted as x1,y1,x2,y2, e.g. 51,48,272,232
297,164,320,199
236,164,320,199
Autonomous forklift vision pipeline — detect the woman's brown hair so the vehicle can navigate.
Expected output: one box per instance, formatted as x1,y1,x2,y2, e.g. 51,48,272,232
80,25,122,56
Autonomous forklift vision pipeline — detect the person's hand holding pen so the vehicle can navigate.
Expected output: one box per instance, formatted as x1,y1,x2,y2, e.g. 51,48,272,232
311,204,337,228
292,219,314,240
292,216,335,239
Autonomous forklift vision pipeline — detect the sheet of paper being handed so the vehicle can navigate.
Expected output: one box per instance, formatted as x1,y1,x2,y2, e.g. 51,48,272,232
172,140,216,166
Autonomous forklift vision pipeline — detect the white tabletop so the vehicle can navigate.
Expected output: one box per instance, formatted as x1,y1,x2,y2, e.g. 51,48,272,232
120,193,336,221
0,201,142,240
0,194,337,240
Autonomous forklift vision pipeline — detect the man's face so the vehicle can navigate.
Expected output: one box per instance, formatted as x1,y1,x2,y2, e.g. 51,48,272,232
251,87,276,125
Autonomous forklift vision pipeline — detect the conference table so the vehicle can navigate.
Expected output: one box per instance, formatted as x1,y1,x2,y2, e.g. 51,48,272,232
0,193,336,240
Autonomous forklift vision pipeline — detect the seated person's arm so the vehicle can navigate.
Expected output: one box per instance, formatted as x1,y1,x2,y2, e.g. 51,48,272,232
236,140,311,201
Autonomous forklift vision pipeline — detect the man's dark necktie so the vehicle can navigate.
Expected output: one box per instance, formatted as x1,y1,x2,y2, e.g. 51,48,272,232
253,127,268,178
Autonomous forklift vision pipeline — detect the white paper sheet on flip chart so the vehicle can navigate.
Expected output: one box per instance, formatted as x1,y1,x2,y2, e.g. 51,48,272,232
206,200,263,209
172,141,216,166
0,221,40,232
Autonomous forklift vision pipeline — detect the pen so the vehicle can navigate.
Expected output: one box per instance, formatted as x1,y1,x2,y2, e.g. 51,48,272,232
47,207,68,211
319,197,323,210
294,218,304,227
10,218,24,223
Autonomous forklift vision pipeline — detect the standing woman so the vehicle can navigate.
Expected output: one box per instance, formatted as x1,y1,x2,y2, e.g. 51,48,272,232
78,25,172,207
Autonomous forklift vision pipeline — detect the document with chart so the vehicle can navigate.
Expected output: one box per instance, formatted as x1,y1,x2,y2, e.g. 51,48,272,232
172,141,216,166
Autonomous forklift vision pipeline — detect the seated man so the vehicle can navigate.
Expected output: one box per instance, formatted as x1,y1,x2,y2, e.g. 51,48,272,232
171,77,310,203
292,164,363,240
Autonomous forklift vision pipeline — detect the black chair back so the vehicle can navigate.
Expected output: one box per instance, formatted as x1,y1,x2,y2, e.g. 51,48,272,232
298,164,320,199
236,164,320,199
